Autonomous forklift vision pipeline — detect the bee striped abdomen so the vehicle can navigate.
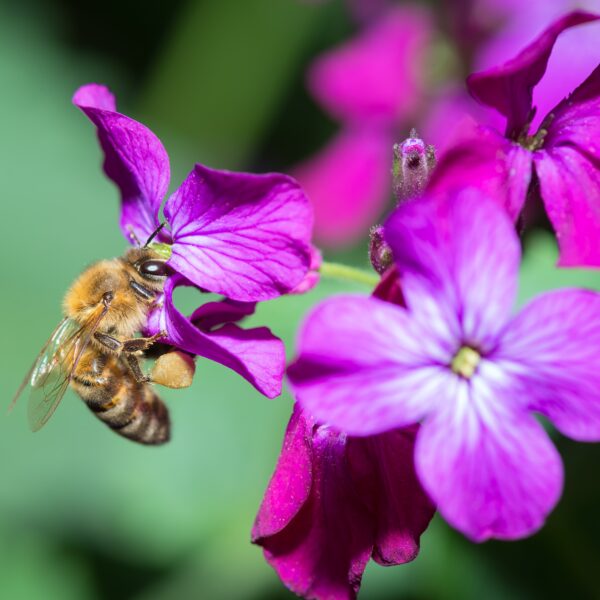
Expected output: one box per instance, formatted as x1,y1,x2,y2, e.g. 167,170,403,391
71,351,170,445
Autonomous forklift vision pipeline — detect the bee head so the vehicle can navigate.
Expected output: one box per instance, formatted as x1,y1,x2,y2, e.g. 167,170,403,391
123,247,170,288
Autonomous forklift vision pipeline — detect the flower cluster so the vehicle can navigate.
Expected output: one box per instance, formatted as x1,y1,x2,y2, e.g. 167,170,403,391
253,9,600,599
69,7,600,600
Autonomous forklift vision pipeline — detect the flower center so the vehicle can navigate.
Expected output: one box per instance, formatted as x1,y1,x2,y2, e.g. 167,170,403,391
451,346,481,379
516,113,554,151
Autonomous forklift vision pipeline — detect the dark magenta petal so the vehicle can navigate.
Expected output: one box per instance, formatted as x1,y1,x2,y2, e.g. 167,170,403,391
150,276,285,398
543,64,600,161
467,11,599,137
164,164,313,302
190,299,256,331
252,405,313,540
307,6,431,125
534,146,600,266
73,84,169,242
347,425,435,565
533,64,600,265
427,125,532,221
254,408,373,600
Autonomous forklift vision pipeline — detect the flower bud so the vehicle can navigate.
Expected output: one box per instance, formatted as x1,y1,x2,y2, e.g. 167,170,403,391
393,129,436,203
369,225,393,275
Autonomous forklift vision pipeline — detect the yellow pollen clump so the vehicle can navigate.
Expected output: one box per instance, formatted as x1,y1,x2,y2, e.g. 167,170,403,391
451,347,481,379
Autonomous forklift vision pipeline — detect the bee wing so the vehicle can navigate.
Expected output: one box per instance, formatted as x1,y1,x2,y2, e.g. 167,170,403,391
11,303,109,432
9,317,74,413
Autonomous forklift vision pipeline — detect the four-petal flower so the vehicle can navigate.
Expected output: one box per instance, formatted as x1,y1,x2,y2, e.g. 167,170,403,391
289,188,600,541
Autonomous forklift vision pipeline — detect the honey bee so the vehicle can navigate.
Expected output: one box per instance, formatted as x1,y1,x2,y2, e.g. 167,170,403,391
12,225,194,445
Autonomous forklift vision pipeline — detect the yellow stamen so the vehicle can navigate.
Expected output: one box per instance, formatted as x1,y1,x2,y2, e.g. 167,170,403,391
451,347,481,379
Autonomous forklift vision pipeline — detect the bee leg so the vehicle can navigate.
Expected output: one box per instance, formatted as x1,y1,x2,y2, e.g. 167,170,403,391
121,331,167,353
124,354,150,383
94,331,166,354
94,332,122,352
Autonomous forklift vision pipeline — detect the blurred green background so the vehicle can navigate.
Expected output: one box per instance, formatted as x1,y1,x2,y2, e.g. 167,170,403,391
2,1,600,599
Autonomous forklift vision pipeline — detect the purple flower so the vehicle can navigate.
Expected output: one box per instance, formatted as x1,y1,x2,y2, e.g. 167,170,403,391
293,7,432,247
428,11,600,266
252,405,434,600
288,188,600,541
74,83,314,397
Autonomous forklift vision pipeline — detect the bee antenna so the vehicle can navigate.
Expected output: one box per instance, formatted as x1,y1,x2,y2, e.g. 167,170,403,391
144,223,166,247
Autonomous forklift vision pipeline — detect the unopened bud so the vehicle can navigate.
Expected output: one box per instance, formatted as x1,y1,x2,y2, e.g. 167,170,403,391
369,225,393,275
393,129,436,203
151,351,196,389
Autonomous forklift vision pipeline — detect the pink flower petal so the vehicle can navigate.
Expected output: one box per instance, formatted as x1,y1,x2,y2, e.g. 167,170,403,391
385,188,521,350
534,146,600,267
293,127,393,248
73,83,170,242
497,290,600,441
544,64,600,161
149,276,285,398
416,368,564,541
164,164,313,302
308,6,431,125
347,425,435,565
252,405,313,540
289,295,451,436
426,125,532,221
467,11,599,137
255,410,373,600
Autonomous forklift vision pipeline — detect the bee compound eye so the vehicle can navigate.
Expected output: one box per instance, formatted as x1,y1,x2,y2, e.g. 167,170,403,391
140,260,168,277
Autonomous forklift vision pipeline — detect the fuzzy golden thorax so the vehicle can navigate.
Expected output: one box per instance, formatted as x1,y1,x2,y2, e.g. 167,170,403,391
63,248,168,339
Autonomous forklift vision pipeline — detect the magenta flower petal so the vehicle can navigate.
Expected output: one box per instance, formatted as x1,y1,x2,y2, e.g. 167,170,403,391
385,189,521,350
254,407,433,599
293,127,393,247
254,410,373,600
163,164,312,302
346,425,435,565
427,126,533,221
416,370,564,541
498,290,600,441
73,83,170,242
534,147,600,266
544,64,600,162
190,299,256,331
467,11,599,136
307,6,431,125
531,65,600,266
289,295,450,436
252,405,313,540
150,276,285,398
289,246,322,295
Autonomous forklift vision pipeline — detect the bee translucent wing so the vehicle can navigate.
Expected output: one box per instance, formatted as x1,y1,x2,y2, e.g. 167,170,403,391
11,301,110,432
26,318,82,432
27,304,110,432
10,317,73,413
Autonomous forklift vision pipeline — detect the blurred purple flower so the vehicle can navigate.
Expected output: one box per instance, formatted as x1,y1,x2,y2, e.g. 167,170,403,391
289,188,600,541
252,405,434,600
429,11,600,266
74,83,314,397
293,7,432,247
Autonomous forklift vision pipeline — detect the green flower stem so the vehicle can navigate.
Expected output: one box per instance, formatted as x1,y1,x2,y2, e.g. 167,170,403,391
319,261,380,288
